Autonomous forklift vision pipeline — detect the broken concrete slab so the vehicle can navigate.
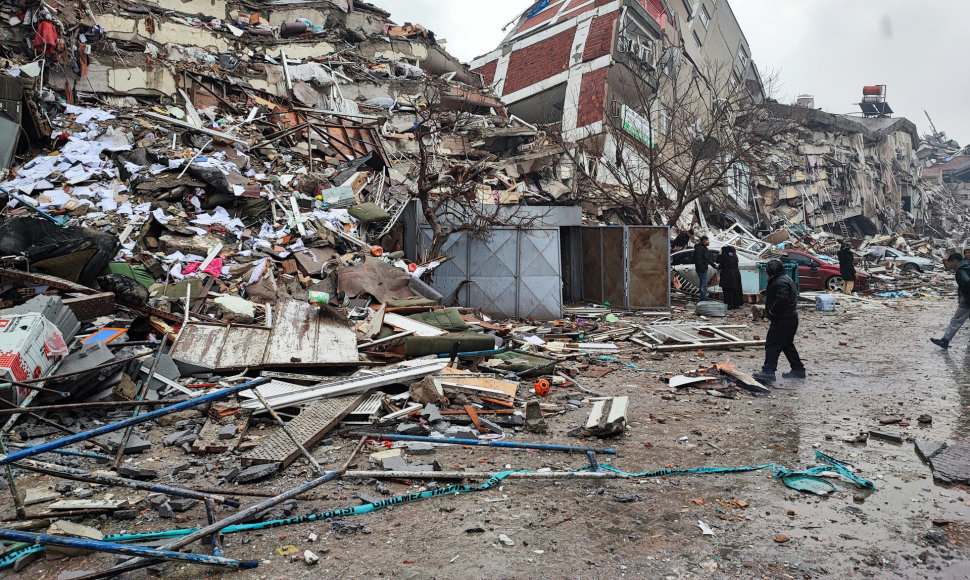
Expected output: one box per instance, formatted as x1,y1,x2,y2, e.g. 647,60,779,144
100,432,152,454
47,520,103,558
914,439,948,463
157,501,174,519
49,499,128,510
523,401,548,434
23,487,61,506
116,465,158,480
584,396,628,438
167,498,196,512
232,462,281,483
218,424,239,440
868,430,903,444
927,443,970,485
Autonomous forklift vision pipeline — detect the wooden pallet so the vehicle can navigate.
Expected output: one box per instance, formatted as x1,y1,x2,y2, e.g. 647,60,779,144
240,394,364,468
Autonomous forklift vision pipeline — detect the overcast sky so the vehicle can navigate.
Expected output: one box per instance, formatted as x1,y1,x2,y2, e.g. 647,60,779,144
375,0,970,145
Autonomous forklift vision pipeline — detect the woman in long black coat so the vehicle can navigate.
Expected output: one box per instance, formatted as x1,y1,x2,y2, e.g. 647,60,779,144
837,243,856,294
719,245,743,308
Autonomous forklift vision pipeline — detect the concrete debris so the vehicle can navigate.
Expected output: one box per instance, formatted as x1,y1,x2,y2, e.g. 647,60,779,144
584,397,629,438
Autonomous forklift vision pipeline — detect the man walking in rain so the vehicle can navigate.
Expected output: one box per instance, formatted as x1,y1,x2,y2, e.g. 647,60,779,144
930,252,970,349
753,259,805,383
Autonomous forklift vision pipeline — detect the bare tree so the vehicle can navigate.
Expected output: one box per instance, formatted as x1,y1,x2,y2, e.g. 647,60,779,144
404,79,542,259
559,38,789,228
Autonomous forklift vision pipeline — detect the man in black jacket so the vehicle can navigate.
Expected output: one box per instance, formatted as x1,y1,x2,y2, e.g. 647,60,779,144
753,259,805,383
930,252,970,349
693,235,719,301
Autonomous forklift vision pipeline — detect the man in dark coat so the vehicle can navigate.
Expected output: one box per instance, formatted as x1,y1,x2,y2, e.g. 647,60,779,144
930,252,970,349
753,259,805,383
693,235,718,301
718,245,743,308
837,243,856,294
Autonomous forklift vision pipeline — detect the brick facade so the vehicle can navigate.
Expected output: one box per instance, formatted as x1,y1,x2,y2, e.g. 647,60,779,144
582,11,618,62
577,67,610,127
502,27,577,95
472,60,497,87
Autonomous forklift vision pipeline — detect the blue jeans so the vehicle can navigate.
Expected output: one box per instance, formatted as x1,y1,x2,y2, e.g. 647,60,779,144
697,269,708,301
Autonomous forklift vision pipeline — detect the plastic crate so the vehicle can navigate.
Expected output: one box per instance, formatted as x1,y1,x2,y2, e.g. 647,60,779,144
756,262,800,302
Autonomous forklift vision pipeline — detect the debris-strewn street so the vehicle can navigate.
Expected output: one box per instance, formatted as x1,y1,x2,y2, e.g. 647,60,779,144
0,300,968,579
0,0,969,577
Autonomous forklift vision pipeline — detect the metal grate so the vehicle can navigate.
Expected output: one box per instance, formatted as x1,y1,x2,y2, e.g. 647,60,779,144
241,394,364,468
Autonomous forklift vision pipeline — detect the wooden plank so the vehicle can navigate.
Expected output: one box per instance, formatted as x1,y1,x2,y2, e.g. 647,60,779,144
383,312,446,337
464,405,485,432
171,324,227,367
217,326,270,370
653,339,765,352
264,299,317,364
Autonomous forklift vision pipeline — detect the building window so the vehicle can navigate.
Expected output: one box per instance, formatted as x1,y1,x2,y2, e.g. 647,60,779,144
698,5,710,28
693,30,703,48
737,44,748,66
729,70,740,88
682,0,696,17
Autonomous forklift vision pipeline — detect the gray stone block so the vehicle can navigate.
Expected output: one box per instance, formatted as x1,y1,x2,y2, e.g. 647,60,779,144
233,463,280,483
168,498,196,512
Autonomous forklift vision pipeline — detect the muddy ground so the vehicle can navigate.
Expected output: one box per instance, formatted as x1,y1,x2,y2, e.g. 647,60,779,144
3,299,970,579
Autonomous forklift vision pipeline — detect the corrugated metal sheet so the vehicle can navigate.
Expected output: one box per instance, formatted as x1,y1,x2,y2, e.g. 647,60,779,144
170,299,357,370
420,228,562,320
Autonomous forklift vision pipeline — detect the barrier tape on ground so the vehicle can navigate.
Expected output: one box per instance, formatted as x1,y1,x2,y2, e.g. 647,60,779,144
0,452,874,569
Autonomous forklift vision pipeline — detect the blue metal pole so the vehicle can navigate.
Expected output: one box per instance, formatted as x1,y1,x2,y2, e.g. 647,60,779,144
15,458,240,507
0,529,256,568
362,433,616,454
0,377,270,467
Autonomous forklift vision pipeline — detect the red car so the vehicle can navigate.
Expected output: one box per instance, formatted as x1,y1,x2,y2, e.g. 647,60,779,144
779,249,870,292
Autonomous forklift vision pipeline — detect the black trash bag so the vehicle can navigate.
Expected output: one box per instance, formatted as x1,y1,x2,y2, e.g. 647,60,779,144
97,274,149,306
0,217,120,287
125,316,153,341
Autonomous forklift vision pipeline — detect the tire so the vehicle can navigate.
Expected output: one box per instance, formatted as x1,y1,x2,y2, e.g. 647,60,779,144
826,276,844,292
901,262,920,272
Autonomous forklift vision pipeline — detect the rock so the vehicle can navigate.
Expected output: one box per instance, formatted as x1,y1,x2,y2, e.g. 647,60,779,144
74,488,94,499
54,482,76,494
868,430,903,444
304,550,319,565
917,414,933,424
233,463,280,483
523,401,548,434
117,465,158,480
396,422,425,435
114,509,139,520
163,430,192,446
405,442,435,455
157,502,174,518
307,532,318,542
168,498,196,512
358,493,382,505
421,404,442,423
612,494,638,503
101,432,151,454
498,533,514,546
218,424,239,440
774,535,790,543
158,409,203,428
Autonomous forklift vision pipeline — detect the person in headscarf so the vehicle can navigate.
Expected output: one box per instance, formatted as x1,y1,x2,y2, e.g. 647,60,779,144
718,245,743,309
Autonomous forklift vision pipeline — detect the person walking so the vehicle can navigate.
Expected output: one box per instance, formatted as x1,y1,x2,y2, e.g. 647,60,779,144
930,252,970,349
837,243,856,294
753,259,805,383
718,245,743,309
693,235,719,301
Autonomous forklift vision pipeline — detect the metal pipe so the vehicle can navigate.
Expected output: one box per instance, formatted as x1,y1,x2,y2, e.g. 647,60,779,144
0,529,256,569
0,381,69,398
14,458,240,507
360,433,617,455
1,508,112,522
344,470,625,480
111,336,170,468
82,469,343,579
0,377,271,467
0,399,193,416
8,351,153,385
250,387,322,474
